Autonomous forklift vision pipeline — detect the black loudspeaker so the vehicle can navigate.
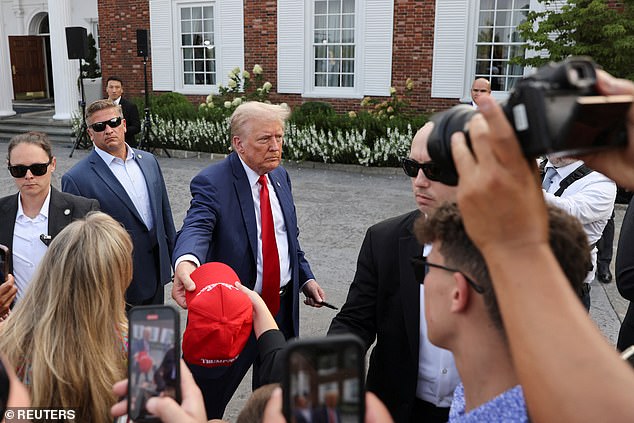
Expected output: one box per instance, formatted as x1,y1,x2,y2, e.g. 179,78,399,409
65,27,89,60
137,29,149,57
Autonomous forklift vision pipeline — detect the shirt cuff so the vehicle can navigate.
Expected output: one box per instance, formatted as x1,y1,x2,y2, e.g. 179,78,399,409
175,254,200,269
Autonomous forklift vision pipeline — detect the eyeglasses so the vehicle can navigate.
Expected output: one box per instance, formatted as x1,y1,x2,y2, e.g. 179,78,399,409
8,160,52,178
410,255,485,294
401,157,443,182
89,116,122,132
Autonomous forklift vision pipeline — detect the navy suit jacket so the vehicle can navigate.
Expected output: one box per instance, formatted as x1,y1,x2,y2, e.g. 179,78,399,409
173,152,314,337
61,148,176,303
0,187,100,274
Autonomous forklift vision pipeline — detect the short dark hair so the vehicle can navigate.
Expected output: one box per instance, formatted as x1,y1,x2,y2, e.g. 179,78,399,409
106,76,123,85
7,131,53,163
414,202,590,334
85,99,123,124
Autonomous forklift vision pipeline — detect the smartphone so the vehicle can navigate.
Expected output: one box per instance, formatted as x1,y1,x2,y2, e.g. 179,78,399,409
128,305,181,422
282,334,365,423
0,244,11,283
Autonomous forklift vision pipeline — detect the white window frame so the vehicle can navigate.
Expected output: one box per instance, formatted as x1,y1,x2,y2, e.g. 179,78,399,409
303,0,364,99
172,0,220,95
462,0,540,102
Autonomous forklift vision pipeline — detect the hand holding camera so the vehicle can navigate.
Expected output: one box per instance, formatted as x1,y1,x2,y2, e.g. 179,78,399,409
427,57,633,186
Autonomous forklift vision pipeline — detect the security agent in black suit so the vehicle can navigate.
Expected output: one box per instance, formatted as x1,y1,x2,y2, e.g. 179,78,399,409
328,123,459,423
106,76,141,147
0,132,100,306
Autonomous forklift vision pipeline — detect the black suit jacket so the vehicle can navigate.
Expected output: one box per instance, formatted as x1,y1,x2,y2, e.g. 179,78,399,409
328,210,422,423
0,187,100,274
120,97,141,147
617,196,634,350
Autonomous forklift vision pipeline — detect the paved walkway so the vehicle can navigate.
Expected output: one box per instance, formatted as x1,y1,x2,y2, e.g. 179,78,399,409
0,141,628,421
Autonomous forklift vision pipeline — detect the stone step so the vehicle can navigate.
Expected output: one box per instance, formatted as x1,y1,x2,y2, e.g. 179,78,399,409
0,109,75,144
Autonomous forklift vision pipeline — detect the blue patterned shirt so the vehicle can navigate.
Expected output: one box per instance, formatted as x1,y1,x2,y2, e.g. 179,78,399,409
449,383,529,422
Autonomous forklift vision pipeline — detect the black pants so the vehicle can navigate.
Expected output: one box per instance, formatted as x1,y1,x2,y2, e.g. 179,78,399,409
597,210,615,272
411,398,449,423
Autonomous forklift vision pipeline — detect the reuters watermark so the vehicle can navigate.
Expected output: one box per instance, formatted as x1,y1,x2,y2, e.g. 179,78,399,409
4,408,77,421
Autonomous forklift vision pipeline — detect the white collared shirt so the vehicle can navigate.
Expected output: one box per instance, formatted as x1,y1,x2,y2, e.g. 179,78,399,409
94,145,154,230
417,244,460,407
238,156,292,293
12,188,51,301
543,160,616,283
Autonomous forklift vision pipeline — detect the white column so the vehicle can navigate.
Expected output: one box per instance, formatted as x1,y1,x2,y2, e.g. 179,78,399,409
0,12,16,116
48,0,79,120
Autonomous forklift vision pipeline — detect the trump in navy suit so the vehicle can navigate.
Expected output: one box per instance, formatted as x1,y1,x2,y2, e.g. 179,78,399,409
172,101,326,419
62,100,176,306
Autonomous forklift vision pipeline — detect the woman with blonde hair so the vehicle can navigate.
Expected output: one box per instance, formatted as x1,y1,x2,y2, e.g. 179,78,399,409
0,211,131,423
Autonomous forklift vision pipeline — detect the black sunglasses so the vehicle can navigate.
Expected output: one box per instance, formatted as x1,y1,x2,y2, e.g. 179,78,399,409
8,159,52,178
410,255,485,294
89,116,122,132
401,157,443,182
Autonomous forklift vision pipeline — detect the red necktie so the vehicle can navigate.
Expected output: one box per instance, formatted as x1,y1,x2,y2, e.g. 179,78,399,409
259,175,280,315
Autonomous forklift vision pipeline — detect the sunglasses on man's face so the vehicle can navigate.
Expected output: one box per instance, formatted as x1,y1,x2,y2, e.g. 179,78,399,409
89,116,123,132
401,157,444,182
8,160,52,178
410,255,485,294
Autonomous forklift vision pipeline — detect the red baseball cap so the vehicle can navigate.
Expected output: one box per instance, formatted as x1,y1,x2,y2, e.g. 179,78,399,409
182,262,253,368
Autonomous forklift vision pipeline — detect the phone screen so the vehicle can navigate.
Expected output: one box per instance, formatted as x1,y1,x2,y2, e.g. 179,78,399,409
128,305,181,422
0,245,10,283
283,335,365,423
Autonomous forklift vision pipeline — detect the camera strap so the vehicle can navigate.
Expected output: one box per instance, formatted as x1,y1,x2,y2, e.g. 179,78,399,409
553,164,593,197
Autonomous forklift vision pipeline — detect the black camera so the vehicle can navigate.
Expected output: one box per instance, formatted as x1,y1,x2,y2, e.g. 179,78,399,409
428,56,633,186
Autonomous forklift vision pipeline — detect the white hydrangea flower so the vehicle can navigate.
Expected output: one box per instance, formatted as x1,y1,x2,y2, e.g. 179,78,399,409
253,64,263,75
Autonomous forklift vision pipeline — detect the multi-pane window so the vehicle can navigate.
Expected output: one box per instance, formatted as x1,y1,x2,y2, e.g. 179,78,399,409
180,5,216,86
313,0,355,88
475,0,528,91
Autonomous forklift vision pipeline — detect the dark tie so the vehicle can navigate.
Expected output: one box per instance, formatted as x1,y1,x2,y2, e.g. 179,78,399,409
259,175,280,315
542,167,558,191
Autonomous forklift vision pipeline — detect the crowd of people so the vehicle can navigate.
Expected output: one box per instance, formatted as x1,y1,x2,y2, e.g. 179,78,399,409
1,66,634,423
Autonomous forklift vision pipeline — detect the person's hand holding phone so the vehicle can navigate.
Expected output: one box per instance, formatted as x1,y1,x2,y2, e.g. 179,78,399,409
111,360,207,423
0,274,17,319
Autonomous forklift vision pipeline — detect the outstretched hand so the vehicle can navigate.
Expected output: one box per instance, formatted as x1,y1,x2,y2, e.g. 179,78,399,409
172,261,197,309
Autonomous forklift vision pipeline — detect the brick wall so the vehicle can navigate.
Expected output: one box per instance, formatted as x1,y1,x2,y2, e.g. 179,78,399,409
99,0,458,114
97,0,151,98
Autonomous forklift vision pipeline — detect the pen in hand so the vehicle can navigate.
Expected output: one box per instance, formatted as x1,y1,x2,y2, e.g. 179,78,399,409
318,301,339,310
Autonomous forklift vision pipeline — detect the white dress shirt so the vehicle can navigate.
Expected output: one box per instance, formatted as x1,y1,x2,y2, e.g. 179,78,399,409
12,188,51,301
417,244,460,407
543,160,616,283
238,157,292,293
95,145,154,230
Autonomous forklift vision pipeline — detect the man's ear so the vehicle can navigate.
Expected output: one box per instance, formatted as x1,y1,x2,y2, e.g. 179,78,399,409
232,135,243,153
450,273,472,313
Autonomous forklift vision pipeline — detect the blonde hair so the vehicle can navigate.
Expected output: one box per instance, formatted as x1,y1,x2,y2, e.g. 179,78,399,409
230,101,290,138
0,212,132,423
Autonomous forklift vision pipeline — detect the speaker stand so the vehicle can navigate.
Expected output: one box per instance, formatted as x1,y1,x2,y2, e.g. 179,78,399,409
137,55,171,158
69,59,91,158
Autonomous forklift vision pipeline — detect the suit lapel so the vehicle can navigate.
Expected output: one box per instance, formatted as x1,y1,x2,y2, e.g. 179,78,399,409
0,194,18,250
230,154,258,261
268,171,295,239
47,187,73,238
89,150,145,224
399,211,423,361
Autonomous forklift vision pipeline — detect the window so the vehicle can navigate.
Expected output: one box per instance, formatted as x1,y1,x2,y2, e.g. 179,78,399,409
475,0,529,91
312,0,356,89
179,4,216,86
